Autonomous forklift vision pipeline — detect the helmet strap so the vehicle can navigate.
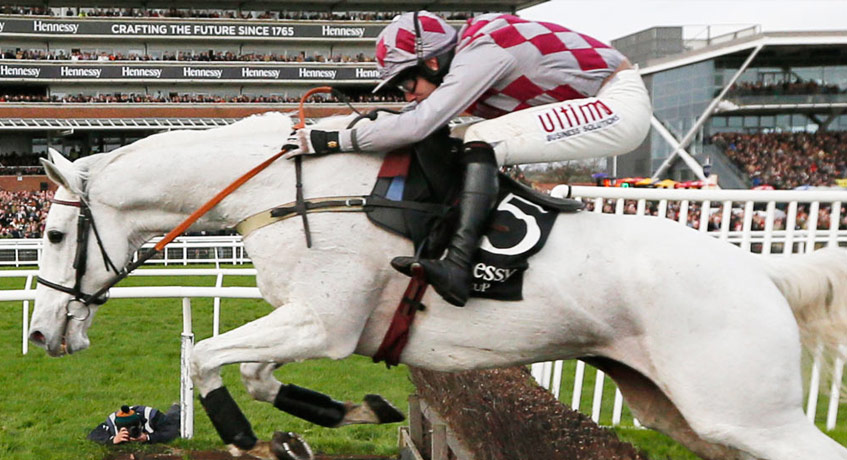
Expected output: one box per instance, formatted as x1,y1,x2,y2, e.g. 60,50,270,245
412,11,454,86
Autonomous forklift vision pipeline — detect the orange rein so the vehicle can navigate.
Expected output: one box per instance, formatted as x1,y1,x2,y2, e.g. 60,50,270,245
153,86,334,251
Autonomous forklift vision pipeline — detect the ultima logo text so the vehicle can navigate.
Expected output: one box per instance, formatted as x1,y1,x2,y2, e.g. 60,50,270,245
537,99,621,143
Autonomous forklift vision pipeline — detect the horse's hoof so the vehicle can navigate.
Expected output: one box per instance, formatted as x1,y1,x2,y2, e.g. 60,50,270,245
364,394,405,424
226,440,278,460
271,431,314,460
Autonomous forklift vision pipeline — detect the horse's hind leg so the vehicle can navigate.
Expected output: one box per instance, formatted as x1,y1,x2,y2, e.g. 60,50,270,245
586,357,746,460
722,415,847,460
239,362,404,426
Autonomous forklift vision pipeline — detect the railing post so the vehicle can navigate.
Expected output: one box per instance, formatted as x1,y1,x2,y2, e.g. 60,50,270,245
572,360,585,410
826,345,846,431
213,272,223,336
591,369,605,423
22,274,34,354
612,388,624,426
180,297,195,439
551,360,563,400
699,200,711,233
807,343,823,423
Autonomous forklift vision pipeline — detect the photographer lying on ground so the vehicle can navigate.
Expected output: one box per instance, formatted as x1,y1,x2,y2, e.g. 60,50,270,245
87,404,180,444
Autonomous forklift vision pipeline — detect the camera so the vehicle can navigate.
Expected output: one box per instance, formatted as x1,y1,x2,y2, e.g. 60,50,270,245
126,423,143,439
116,418,143,438
115,405,144,439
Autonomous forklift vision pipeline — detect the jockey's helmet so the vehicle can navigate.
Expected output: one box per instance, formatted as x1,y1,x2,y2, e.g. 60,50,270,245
372,11,457,93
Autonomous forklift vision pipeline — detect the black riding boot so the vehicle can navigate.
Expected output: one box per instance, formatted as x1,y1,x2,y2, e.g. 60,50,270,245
392,142,499,306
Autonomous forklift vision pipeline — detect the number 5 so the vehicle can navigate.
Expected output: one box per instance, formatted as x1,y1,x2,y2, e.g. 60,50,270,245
480,193,547,256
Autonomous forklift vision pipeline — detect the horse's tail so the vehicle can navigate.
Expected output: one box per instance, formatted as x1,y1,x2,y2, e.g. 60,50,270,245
762,246,847,352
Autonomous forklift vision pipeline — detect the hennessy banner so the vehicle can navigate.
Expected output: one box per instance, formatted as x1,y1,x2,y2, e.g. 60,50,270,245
0,63,380,81
0,18,385,39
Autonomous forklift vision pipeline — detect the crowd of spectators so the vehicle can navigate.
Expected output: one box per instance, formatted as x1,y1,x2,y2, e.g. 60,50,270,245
2,48,375,63
0,6,475,20
0,153,42,175
0,92,405,104
711,131,847,189
581,198,847,253
0,190,52,239
726,80,845,97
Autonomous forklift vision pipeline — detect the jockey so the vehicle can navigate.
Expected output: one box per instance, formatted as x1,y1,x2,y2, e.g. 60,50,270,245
285,11,652,307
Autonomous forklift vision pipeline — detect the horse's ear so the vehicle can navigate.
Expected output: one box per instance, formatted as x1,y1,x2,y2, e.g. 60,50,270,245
40,149,85,196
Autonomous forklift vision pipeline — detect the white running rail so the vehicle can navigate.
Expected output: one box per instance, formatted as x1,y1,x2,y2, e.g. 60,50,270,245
1,272,261,439
0,235,249,267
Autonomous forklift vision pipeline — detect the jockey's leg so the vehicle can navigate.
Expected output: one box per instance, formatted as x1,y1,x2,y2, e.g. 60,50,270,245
239,362,404,427
392,142,499,306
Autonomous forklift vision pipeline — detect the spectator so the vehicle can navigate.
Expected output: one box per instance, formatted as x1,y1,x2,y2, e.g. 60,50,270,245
87,404,180,445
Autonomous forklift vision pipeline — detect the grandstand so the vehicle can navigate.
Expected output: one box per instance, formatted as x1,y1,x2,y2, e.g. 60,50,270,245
0,0,539,165
3,1,847,242
612,26,847,189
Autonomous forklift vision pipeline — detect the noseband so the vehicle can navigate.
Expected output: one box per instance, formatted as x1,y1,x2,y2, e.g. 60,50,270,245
36,198,120,314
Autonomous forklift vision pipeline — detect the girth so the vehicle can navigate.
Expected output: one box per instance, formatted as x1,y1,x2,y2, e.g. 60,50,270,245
236,195,449,238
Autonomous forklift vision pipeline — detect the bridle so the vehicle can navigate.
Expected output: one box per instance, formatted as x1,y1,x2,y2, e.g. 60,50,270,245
36,197,120,319
35,86,347,319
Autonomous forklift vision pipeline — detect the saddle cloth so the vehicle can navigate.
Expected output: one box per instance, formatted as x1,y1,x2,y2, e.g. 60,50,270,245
368,145,579,302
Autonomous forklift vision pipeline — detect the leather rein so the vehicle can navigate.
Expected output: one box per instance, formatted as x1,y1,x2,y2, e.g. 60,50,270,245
36,87,440,313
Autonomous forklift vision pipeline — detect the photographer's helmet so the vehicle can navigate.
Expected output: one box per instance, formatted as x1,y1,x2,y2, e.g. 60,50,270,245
114,405,141,429
373,11,457,93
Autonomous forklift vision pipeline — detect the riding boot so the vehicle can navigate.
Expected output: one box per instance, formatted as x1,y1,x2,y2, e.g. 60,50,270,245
392,142,499,306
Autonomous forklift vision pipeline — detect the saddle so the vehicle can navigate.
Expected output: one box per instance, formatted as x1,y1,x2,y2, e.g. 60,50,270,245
366,128,583,301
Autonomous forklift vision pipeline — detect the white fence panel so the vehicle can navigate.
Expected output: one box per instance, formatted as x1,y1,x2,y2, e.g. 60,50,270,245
531,186,847,429
0,235,250,267
1,281,262,439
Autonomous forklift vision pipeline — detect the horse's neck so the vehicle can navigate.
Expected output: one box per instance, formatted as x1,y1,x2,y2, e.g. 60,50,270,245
88,132,383,239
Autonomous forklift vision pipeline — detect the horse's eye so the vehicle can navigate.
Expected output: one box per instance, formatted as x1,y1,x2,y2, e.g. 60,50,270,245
47,230,64,244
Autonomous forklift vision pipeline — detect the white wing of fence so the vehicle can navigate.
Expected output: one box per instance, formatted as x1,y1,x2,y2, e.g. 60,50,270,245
1,268,262,439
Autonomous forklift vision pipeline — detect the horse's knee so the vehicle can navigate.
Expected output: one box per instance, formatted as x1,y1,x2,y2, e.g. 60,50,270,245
240,363,282,403
191,340,224,396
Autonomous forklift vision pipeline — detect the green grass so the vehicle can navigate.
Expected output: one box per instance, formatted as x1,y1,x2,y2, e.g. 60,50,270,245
3,266,847,459
1,267,414,460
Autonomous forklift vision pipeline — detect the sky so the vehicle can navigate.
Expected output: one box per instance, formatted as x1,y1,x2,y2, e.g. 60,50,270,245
518,0,847,44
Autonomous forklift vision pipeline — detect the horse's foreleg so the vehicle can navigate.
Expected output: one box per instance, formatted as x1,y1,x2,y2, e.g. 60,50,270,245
190,299,402,457
190,302,338,459
239,363,404,427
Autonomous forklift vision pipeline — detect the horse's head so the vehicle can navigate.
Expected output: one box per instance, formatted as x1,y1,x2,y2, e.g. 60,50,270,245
29,149,132,356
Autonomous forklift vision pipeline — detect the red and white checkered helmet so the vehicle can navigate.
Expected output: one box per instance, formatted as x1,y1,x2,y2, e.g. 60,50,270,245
373,11,457,93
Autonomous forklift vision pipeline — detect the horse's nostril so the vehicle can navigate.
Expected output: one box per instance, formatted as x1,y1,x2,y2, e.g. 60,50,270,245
29,330,46,345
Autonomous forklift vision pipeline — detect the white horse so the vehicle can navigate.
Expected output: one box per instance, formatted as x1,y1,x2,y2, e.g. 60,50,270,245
29,111,847,460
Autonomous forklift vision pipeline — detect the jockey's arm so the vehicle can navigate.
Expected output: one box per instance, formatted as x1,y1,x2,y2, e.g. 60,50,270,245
340,40,515,153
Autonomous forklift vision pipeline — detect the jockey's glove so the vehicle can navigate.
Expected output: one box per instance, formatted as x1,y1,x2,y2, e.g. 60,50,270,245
282,129,343,159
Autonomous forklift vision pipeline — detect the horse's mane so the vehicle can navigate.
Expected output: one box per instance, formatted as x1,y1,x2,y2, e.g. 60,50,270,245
70,112,369,197
75,111,296,174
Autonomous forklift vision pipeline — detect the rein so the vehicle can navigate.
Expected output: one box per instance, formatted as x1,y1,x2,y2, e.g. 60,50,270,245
38,87,332,307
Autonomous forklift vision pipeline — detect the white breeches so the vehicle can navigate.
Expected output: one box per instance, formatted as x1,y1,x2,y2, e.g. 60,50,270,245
462,69,652,165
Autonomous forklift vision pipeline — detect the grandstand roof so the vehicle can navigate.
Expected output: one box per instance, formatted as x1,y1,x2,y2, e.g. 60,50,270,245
641,31,847,75
4,0,544,13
